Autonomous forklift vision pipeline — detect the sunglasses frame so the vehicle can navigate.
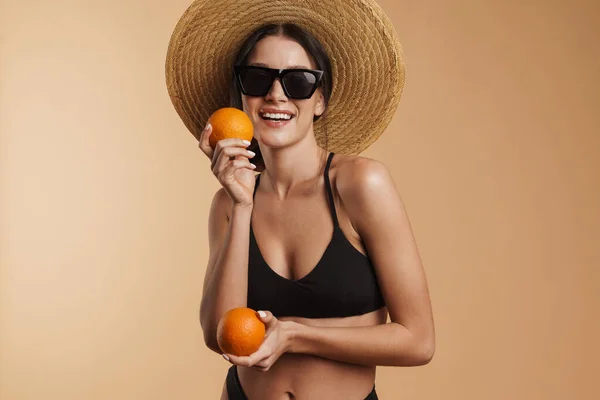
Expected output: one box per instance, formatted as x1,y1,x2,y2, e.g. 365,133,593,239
233,65,324,100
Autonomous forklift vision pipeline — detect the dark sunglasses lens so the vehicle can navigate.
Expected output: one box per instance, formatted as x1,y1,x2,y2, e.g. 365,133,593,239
283,71,318,98
239,69,273,95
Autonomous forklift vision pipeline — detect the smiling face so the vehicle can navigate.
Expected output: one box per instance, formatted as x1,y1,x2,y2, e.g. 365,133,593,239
241,35,326,151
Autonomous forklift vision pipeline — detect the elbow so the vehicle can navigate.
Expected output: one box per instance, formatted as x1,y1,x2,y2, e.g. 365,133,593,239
392,327,435,366
414,339,435,365
201,321,222,354
411,332,436,366
204,333,222,354
406,321,436,366
394,341,434,367
199,304,222,354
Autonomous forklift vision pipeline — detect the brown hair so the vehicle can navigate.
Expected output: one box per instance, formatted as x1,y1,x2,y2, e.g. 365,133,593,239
229,23,333,170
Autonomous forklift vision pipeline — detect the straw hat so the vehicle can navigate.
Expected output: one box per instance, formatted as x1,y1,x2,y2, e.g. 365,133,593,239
165,0,405,155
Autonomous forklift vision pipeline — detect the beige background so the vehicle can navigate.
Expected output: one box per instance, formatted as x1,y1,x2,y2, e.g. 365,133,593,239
1,0,599,399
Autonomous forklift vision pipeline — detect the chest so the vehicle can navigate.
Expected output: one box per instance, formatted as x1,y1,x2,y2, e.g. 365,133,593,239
250,188,334,281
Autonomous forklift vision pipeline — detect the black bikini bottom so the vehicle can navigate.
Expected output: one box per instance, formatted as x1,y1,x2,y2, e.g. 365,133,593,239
226,365,379,399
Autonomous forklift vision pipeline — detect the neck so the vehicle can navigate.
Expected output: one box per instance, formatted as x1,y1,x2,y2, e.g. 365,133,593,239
259,133,328,200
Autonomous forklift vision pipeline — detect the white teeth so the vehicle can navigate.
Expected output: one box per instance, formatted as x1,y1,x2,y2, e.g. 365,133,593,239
262,112,292,120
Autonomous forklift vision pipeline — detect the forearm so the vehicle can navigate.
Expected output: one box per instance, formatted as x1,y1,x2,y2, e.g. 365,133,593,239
200,205,253,351
288,321,434,367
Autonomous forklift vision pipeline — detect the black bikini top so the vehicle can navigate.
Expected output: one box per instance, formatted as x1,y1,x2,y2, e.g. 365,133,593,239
247,152,385,318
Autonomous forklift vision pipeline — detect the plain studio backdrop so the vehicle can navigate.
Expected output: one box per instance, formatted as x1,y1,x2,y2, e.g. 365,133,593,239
1,0,599,399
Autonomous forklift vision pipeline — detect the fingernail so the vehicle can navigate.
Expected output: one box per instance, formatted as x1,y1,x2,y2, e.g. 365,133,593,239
242,140,251,145
258,311,267,318
247,150,256,157
250,163,257,169
204,123,211,131
222,354,230,362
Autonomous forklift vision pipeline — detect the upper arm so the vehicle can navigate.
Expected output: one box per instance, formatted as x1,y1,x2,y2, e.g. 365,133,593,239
202,188,232,294
337,158,435,342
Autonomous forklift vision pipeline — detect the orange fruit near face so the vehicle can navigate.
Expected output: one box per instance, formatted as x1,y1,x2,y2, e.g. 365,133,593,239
217,307,266,356
207,107,254,149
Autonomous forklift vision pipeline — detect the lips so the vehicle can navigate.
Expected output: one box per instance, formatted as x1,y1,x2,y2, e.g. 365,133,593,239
258,109,295,128
259,109,295,121
261,112,292,121
259,116,293,129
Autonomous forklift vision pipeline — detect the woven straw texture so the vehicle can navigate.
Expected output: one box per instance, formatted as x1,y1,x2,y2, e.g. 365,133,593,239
165,0,405,155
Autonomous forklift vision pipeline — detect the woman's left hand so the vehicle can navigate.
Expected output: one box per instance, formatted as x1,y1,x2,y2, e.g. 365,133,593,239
223,310,293,372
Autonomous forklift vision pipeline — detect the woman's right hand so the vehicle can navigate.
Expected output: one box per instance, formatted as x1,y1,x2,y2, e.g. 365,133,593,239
198,122,257,207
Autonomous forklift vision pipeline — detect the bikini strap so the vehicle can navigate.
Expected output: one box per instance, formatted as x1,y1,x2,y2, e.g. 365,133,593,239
324,152,339,227
254,155,337,226
253,174,261,198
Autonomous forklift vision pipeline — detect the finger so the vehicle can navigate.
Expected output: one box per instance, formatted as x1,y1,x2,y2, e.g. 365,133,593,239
256,310,275,328
217,159,257,183
254,357,274,370
225,354,254,368
211,138,252,166
218,159,257,180
211,146,256,174
198,123,214,159
225,342,271,368
247,344,272,366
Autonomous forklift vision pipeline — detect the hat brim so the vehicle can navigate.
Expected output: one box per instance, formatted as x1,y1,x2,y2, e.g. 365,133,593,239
166,0,405,155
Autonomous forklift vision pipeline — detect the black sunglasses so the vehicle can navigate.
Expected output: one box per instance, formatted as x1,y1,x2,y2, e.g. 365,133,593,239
233,66,323,100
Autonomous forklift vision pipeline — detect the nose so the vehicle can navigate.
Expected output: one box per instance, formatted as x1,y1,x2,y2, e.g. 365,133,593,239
264,78,287,102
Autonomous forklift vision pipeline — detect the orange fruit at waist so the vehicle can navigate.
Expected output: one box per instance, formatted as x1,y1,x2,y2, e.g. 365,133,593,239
208,107,254,149
217,307,265,356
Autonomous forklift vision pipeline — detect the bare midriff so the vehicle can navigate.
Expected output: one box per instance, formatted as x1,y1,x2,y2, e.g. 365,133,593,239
229,307,387,400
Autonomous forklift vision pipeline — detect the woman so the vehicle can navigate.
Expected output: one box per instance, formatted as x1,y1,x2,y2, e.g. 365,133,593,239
166,1,435,399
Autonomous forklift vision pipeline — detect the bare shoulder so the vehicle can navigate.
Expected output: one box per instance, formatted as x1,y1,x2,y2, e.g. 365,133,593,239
209,187,234,222
332,154,398,204
330,153,406,237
